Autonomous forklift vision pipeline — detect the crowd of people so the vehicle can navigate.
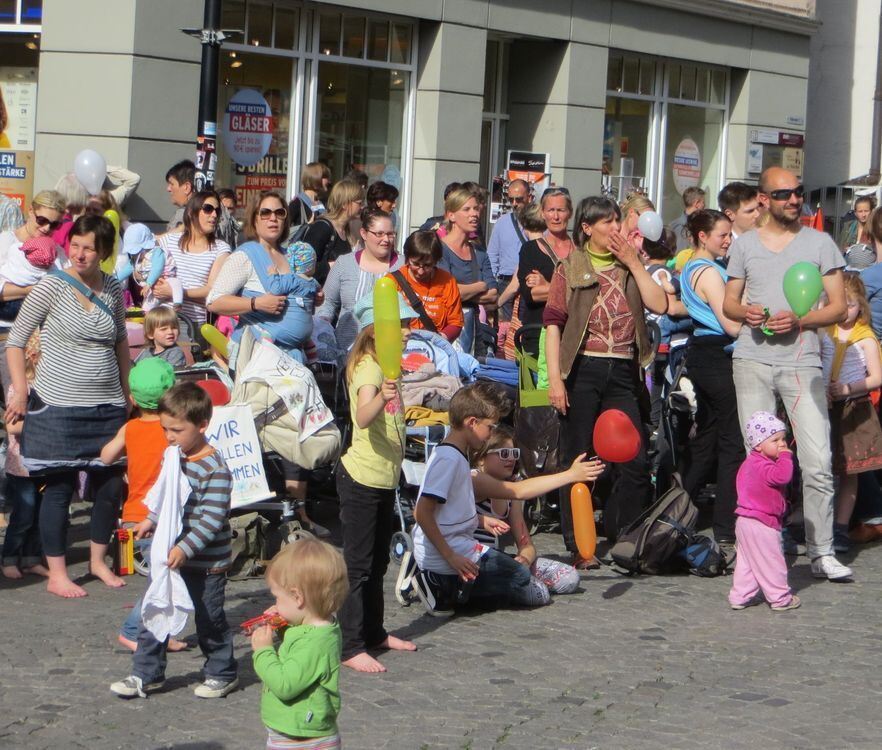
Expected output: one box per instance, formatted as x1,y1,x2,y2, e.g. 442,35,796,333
2,154,882,748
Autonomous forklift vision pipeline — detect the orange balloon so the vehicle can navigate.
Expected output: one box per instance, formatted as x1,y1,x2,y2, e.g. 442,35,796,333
571,482,596,561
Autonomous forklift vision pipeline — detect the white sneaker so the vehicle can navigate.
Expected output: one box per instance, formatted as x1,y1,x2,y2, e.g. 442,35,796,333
810,555,853,581
194,676,239,698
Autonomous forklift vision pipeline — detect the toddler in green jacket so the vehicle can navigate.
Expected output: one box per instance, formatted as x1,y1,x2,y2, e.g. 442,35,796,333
251,539,349,750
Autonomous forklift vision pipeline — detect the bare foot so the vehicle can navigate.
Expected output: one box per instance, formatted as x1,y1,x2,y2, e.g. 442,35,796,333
168,638,190,652
343,652,387,673
379,634,417,652
2,564,22,579
117,634,137,652
90,562,127,588
23,564,49,578
47,576,88,598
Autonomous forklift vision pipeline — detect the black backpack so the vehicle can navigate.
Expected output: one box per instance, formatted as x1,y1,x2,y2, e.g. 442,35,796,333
609,474,698,575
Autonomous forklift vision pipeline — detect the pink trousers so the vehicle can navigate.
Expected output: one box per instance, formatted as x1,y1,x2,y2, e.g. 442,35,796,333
728,515,794,608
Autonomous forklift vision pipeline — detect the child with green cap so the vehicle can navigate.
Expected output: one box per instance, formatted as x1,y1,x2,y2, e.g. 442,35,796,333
101,357,188,651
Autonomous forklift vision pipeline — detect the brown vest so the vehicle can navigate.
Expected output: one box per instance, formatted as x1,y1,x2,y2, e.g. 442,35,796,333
557,250,653,380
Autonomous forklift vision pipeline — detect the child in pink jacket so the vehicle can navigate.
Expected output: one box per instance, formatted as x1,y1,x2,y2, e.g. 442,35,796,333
728,411,800,612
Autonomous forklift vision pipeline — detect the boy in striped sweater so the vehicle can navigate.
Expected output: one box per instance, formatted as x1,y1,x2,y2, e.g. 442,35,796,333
111,382,238,699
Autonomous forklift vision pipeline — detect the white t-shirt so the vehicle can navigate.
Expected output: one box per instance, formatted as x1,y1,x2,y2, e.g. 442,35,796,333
413,444,488,575
159,232,231,325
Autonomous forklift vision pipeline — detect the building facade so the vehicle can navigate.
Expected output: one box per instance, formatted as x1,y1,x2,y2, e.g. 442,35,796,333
32,0,817,230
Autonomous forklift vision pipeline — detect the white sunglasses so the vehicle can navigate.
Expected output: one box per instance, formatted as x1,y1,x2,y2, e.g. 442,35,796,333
487,447,520,461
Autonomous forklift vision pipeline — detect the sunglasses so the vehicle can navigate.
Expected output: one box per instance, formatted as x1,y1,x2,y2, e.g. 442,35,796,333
542,187,570,199
487,447,520,461
34,214,62,231
768,185,805,201
200,204,220,215
258,207,288,220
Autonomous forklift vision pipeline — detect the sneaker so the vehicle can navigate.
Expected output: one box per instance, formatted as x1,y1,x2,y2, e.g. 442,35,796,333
811,554,854,581
833,523,850,554
730,595,763,611
194,676,239,699
110,675,164,699
771,595,801,612
412,569,455,617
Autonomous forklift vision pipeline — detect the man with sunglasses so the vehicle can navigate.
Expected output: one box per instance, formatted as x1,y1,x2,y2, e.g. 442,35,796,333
487,179,532,320
723,166,853,582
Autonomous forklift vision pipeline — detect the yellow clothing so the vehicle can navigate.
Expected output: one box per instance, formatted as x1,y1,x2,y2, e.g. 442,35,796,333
341,356,405,489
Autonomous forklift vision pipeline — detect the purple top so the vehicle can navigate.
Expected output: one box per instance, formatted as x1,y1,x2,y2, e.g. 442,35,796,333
735,450,794,530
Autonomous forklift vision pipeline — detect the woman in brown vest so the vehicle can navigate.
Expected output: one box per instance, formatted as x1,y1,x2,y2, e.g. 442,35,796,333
544,196,667,559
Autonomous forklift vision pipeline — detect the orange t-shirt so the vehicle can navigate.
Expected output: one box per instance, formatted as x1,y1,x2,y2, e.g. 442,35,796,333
389,266,464,334
121,417,169,523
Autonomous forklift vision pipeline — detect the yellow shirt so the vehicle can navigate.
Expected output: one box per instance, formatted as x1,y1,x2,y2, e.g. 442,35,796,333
341,357,405,489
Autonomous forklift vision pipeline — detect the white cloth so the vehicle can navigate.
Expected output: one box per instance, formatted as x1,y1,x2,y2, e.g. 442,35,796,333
0,249,49,287
141,446,195,641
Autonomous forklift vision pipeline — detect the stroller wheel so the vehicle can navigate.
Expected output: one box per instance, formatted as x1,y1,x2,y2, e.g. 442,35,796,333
389,531,413,565
523,496,545,536
286,527,316,546
134,546,149,577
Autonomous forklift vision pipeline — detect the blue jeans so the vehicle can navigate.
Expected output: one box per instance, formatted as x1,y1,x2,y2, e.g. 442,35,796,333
471,548,532,605
120,536,152,640
133,570,236,684
1,475,42,568
458,307,477,355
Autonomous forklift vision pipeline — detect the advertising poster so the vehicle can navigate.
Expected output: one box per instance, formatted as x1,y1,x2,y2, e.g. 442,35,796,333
0,67,37,209
672,138,701,194
223,86,290,209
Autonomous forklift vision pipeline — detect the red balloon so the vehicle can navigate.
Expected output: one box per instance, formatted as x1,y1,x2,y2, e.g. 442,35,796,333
195,379,230,406
592,409,641,463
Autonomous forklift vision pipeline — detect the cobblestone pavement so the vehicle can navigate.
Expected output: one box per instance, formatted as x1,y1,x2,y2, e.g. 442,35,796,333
2,502,882,750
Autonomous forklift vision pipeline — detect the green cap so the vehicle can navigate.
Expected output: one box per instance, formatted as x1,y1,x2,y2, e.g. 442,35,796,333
128,357,175,409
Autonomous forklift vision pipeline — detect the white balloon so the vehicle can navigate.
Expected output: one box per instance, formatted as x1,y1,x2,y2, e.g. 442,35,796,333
73,149,107,196
637,210,664,242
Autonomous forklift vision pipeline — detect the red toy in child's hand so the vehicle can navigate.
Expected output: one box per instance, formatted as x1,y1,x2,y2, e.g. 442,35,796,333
240,613,288,635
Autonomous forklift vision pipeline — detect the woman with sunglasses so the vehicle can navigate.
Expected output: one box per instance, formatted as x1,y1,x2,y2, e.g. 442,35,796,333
516,187,575,359
208,190,331,538
317,207,403,352
0,190,65,392
544,196,667,556
301,179,364,285
472,425,601,605
155,191,231,327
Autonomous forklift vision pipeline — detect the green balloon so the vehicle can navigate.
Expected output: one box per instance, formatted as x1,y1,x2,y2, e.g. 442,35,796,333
782,261,824,317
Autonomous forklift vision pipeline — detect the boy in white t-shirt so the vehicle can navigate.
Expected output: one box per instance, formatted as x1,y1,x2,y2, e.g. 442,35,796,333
412,382,603,616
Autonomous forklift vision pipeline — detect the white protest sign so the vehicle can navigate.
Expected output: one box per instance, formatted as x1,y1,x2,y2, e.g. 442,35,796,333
206,404,275,510
239,336,334,441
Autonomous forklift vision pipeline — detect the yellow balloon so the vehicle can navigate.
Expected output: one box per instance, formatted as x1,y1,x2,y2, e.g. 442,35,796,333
373,277,403,380
201,323,229,359
101,209,121,274
674,248,695,272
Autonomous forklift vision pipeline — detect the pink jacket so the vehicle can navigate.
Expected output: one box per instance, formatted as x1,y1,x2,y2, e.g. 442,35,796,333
735,450,794,530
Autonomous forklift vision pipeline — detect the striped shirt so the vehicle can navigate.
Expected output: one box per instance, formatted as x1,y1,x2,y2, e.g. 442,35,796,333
177,448,233,572
159,232,231,325
7,272,127,407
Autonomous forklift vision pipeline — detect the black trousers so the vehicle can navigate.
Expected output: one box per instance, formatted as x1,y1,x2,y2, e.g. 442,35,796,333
560,356,652,547
683,341,744,541
336,462,396,660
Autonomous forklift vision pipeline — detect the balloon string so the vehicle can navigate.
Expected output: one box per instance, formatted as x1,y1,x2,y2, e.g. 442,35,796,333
789,329,806,448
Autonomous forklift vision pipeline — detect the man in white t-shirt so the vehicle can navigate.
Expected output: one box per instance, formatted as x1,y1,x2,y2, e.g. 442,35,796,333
723,166,853,581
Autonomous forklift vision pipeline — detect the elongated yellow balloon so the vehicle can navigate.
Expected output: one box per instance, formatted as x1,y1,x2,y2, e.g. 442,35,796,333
201,323,229,359
101,209,120,275
373,277,402,379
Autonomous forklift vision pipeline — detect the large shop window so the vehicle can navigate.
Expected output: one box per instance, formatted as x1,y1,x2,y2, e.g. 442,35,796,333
315,63,408,186
605,52,728,220
216,1,415,220
215,51,294,210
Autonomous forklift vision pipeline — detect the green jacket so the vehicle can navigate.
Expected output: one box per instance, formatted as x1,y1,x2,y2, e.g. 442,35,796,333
253,622,342,738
